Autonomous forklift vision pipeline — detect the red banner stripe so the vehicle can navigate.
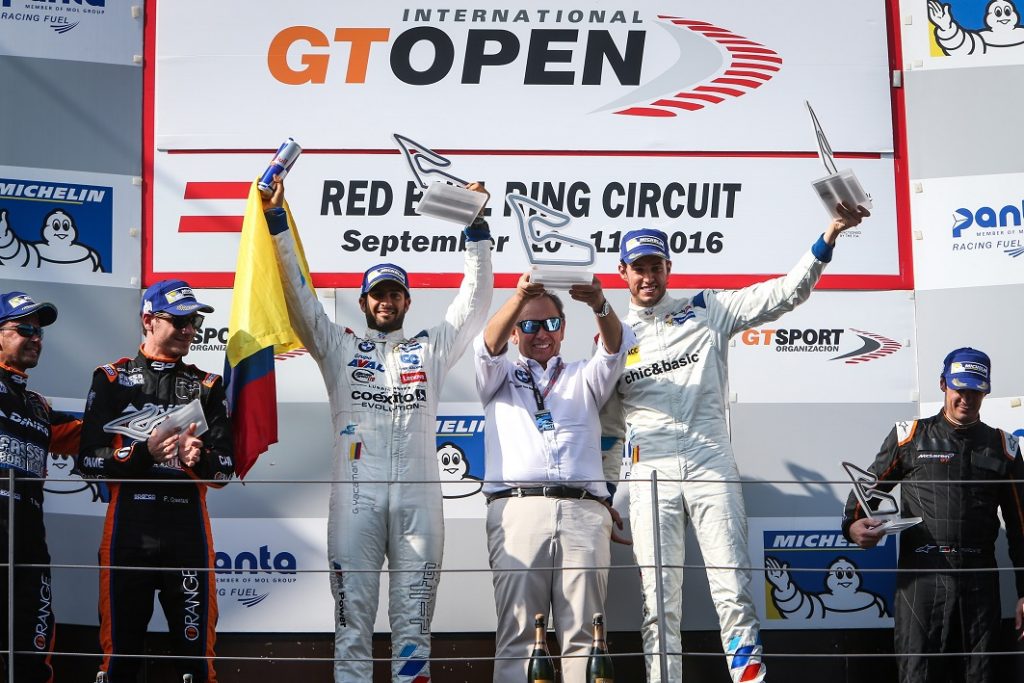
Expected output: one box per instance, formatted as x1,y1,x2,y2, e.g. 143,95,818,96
183,182,250,200
178,215,244,232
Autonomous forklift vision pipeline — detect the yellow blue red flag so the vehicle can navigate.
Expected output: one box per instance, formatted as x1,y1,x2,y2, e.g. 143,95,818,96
224,180,313,479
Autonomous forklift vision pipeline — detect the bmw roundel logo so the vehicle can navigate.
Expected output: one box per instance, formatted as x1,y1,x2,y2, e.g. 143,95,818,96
358,340,376,352
514,368,531,384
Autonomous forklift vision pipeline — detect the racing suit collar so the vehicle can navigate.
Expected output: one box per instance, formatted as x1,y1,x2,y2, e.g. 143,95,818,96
630,293,678,318
363,327,407,343
137,346,183,370
0,362,28,385
939,409,981,432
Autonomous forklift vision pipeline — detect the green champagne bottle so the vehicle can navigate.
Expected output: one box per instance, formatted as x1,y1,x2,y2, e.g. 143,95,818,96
586,612,614,683
527,613,556,683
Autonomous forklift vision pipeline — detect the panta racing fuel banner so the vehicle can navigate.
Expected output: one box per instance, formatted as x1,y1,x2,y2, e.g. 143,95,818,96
153,0,892,152
911,171,1024,290
0,0,141,65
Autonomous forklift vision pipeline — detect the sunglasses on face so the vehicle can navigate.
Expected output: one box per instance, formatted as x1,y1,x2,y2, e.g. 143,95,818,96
154,313,204,330
516,317,562,334
2,323,44,339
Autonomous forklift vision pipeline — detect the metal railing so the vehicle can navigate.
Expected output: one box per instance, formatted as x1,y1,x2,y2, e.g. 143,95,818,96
4,468,1023,680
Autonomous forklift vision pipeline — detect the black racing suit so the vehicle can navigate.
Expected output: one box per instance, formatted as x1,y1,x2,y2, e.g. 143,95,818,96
842,413,1024,683
0,364,80,683
78,350,234,683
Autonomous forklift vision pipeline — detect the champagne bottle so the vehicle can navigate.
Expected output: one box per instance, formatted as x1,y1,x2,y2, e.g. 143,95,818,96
183,675,194,683
527,612,555,683
586,612,614,683
95,672,108,683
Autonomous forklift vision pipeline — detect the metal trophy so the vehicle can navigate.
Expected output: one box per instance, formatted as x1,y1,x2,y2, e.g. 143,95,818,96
394,133,487,225
805,101,873,219
842,461,922,535
506,194,595,289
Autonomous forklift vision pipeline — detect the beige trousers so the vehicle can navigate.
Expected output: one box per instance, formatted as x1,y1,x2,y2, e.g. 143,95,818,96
486,496,612,683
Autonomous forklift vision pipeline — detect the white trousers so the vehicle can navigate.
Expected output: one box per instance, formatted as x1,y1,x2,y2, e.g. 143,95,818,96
629,458,766,683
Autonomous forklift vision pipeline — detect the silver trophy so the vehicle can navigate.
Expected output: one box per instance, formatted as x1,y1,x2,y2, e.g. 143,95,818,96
806,101,873,220
394,133,487,225
506,194,595,289
842,461,922,535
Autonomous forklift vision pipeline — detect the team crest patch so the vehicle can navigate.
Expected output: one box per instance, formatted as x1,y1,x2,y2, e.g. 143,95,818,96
175,377,200,401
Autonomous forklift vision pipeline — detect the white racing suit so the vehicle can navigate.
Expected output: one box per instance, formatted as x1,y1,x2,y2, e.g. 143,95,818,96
605,237,834,682
271,217,492,682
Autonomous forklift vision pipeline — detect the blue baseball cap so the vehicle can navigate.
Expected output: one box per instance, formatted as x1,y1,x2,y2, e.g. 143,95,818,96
360,263,410,296
141,279,214,316
0,291,57,326
942,347,991,393
620,229,670,264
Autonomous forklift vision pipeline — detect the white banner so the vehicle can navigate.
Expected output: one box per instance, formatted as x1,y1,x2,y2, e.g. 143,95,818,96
154,0,892,152
750,516,897,630
910,171,1024,290
900,0,1024,71
0,165,140,288
149,150,900,288
730,291,917,404
212,518,333,632
0,0,141,65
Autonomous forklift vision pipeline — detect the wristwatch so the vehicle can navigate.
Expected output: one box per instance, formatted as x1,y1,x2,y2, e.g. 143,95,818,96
594,299,611,318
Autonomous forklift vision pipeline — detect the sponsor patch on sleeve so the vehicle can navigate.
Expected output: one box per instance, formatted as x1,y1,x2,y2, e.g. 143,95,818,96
625,346,641,367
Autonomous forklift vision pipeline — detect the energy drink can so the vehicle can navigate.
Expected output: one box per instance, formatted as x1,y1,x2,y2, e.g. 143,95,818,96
258,138,302,197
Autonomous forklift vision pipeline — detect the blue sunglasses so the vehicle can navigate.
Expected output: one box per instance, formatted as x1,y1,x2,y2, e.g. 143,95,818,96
516,317,562,334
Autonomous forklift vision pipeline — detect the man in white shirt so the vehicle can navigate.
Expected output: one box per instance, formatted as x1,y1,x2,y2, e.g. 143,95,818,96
475,272,635,683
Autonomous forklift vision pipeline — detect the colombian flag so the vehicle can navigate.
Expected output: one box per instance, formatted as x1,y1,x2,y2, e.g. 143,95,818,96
225,181,314,479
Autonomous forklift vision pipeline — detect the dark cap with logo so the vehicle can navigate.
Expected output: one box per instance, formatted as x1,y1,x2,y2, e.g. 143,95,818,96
620,229,670,264
941,347,991,394
141,279,214,316
0,291,57,326
360,263,410,296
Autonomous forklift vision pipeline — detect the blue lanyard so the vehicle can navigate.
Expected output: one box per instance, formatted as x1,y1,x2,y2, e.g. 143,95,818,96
518,358,564,412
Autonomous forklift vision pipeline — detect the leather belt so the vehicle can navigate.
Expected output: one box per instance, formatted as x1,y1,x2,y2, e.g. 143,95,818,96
486,485,604,504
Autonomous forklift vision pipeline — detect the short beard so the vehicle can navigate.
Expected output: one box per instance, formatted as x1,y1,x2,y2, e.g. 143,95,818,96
365,310,405,334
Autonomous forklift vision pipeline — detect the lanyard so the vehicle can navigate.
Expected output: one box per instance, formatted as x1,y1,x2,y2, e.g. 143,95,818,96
519,358,564,412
